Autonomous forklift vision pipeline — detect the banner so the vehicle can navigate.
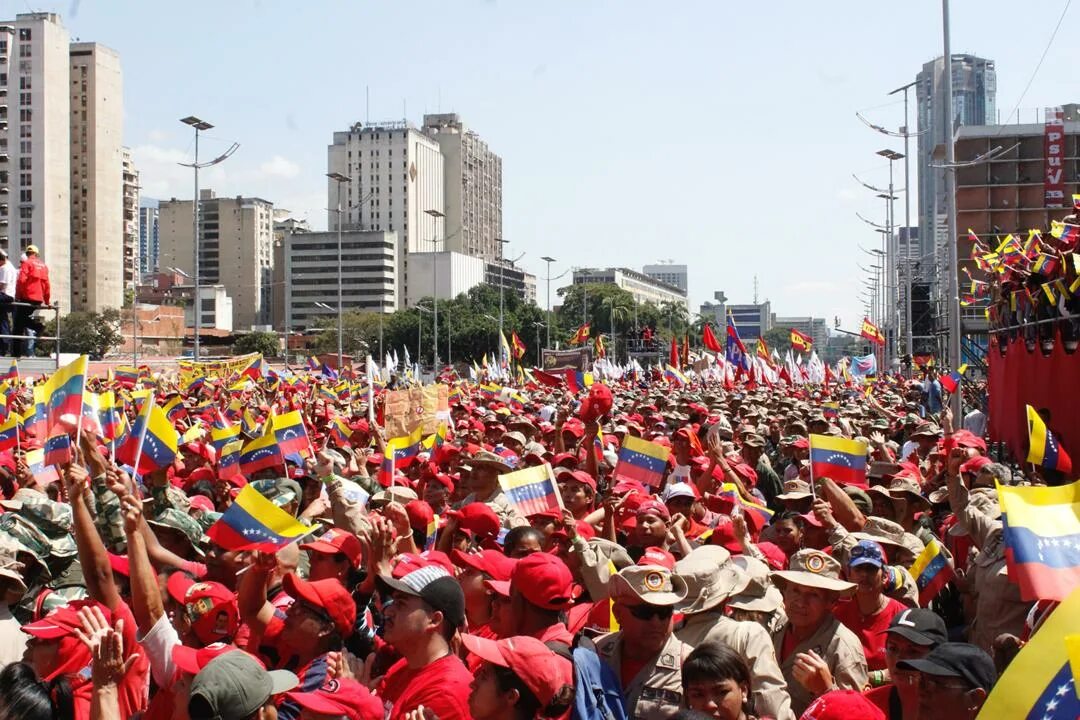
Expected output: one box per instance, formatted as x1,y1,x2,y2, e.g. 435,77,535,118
1044,106,1065,208
383,385,449,438
542,348,593,372
178,353,262,386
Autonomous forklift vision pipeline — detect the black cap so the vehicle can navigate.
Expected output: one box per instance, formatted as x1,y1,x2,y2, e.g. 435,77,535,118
883,608,947,647
897,642,996,691
378,565,466,630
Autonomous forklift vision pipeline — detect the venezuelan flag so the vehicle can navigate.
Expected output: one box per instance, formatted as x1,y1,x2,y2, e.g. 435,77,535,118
563,370,594,394
42,355,88,430
218,439,244,480
1,359,17,382
938,364,967,394
97,391,122,442
210,410,240,451
978,586,1080,718
25,448,59,485
822,401,839,419
421,423,448,451
498,464,561,518
206,484,315,551
998,478,1080,601
272,411,311,457
664,365,688,387
121,400,179,474
23,386,47,440
329,415,353,447
162,394,187,422
242,408,262,438
479,383,502,399
239,426,283,475
0,412,19,452
809,434,868,488
43,433,72,467
613,435,670,488
114,366,139,388
1027,405,1073,475
908,538,955,606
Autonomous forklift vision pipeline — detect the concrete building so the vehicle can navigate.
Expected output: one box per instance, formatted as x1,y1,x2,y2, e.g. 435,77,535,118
953,110,1080,345
284,229,398,330
643,262,688,293
68,41,123,312
122,147,138,293
134,271,232,332
916,54,996,273
570,267,688,309
698,292,772,340
185,285,232,332
138,200,158,277
421,113,503,261
272,213,308,331
773,316,828,350
404,251,535,306
158,189,275,330
0,13,72,309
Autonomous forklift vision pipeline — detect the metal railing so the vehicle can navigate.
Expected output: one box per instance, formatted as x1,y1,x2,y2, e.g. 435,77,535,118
0,300,61,364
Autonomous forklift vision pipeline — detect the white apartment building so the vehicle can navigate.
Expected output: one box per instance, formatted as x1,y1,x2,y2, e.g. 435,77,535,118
69,41,123,312
138,202,158,276
284,229,398,330
643,262,688,293
121,147,138,293
158,190,275,330
570,267,688,309
0,13,72,309
422,113,503,261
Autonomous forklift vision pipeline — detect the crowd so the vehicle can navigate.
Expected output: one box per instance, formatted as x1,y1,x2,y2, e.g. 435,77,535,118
0,354,1072,720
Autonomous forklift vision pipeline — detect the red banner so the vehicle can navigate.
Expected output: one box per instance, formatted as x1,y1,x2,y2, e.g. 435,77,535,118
1044,107,1065,208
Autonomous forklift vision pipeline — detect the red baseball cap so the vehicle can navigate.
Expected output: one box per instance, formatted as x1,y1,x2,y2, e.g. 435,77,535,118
556,468,596,492
171,642,241,676
286,678,383,720
800,689,885,720
300,528,364,569
461,634,574,707
282,574,356,638
184,581,240,644
638,547,676,570
635,498,671,521
447,503,501,540
708,518,744,554
188,494,216,512
552,452,578,468
452,549,517,582
510,553,581,610
959,455,993,475
405,500,435,533
391,551,455,578
755,541,788,571
21,600,110,640
107,552,130,577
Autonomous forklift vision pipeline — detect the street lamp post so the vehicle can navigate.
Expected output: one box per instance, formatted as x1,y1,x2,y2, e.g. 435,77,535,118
540,255,556,349
941,0,963,418
179,116,237,361
495,239,509,343
425,209,445,371
326,172,351,369
888,81,918,366
877,149,903,370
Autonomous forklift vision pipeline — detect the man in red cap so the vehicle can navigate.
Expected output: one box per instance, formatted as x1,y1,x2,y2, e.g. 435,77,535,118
285,677,384,720
300,527,364,584
452,548,516,638
500,553,581,645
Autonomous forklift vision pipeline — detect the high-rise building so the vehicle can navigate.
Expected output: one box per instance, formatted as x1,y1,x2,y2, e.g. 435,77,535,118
569,268,688,309
422,113,503,261
643,263,688,293
68,41,123,312
916,54,996,269
327,120,444,306
138,200,159,277
122,147,138,293
272,212,309,331
284,229,398,330
158,190,275,330
0,14,73,309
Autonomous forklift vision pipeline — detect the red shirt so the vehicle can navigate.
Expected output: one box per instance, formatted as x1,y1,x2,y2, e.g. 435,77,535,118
379,653,474,720
863,683,901,718
15,254,50,304
833,596,906,670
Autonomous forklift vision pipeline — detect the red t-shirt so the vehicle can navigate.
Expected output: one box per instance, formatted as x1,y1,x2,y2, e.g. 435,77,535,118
379,653,474,720
863,683,901,718
833,596,906,670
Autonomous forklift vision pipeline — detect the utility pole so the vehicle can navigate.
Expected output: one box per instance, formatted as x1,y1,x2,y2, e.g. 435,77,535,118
942,0,963,418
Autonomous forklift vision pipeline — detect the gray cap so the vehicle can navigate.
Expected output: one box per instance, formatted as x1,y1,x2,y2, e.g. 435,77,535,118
188,650,298,720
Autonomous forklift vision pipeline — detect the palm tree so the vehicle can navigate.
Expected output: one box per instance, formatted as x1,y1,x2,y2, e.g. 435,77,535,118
601,296,630,360
659,300,690,337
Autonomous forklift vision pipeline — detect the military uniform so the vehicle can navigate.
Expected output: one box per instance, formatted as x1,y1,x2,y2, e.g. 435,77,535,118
771,615,869,716
676,612,794,720
595,631,691,720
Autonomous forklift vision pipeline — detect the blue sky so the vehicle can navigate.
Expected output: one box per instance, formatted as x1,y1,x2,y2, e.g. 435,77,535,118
45,0,1076,327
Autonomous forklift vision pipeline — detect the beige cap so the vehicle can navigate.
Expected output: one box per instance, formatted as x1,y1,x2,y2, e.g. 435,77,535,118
673,546,751,614
776,479,812,501
613,566,689,607
771,549,855,594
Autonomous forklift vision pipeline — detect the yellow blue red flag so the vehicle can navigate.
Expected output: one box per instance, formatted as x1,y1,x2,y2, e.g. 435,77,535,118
206,484,316,552
998,478,1080,601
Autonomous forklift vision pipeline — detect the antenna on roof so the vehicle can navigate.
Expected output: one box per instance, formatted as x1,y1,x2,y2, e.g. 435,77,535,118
753,275,759,305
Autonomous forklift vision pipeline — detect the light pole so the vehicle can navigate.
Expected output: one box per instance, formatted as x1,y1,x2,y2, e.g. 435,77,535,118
540,256,556,349
326,172,351,369
877,149,903,369
425,209,445,371
941,0,962,417
495,238,509,343
314,301,338,363
179,116,237,361
888,81,918,365
532,321,544,366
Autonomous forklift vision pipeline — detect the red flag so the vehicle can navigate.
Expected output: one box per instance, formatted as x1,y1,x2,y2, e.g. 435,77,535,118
824,363,834,389
702,324,722,352
531,368,564,388
681,336,690,368
669,337,680,369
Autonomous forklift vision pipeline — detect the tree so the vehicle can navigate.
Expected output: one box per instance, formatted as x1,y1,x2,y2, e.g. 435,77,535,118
42,308,124,359
658,300,690,338
761,325,794,355
311,311,382,359
234,331,281,358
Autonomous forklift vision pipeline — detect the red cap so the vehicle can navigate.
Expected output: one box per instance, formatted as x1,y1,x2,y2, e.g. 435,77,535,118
21,600,110,639
800,511,824,528
282,574,356,638
447,503,501,540
167,572,196,604
510,553,581,610
452,549,517,582
552,452,578,468
578,383,613,424
638,547,676,570
709,518,744,554
107,552,130,577
429,473,455,492
959,455,993,475
556,468,596,492
755,541,788,571
792,438,810,450
187,467,215,485
952,430,987,452
300,528,364,569
286,678,383,720
800,689,886,720
188,495,215,512
184,581,240,644
171,642,241,676
635,498,671,521
391,551,455,579
461,634,574,707
404,500,436,533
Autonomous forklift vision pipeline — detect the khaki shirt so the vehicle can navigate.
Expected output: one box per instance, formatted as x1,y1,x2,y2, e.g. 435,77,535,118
676,613,795,720
595,631,690,720
949,482,1032,653
771,616,869,717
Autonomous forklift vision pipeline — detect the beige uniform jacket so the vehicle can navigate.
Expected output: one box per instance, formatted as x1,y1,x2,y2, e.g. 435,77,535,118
771,616,869,717
949,482,1032,653
595,631,691,720
675,612,795,720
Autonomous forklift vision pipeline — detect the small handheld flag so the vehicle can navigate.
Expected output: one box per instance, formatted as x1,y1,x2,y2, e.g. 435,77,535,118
206,484,316,552
809,434,868,488
1026,405,1072,475
908,538,955,606
613,435,670,488
938,364,967,394
498,463,563,518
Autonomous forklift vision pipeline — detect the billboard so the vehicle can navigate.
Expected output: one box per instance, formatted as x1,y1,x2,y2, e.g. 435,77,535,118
1044,106,1065,208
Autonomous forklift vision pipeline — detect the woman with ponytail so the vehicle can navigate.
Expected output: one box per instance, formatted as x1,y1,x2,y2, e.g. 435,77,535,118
0,661,75,720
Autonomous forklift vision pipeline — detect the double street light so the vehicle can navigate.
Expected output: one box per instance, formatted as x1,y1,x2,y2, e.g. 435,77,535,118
425,209,445,371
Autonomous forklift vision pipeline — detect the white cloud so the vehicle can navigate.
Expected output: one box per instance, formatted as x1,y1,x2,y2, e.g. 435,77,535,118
147,129,169,143
259,155,300,179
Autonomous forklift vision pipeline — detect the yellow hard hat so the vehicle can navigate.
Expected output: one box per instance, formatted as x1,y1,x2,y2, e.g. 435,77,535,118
25,244,39,255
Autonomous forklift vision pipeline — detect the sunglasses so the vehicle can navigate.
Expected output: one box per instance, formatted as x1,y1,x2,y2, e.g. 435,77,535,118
627,604,674,621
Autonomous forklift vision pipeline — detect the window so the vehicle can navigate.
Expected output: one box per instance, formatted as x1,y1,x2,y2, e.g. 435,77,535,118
18,157,29,170
19,125,29,138
18,93,28,106
18,44,30,58
18,28,30,41
18,108,30,122
19,189,30,203
19,221,30,234
19,174,29,186
19,141,29,154
0,74,6,86
18,77,28,90
19,207,30,219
